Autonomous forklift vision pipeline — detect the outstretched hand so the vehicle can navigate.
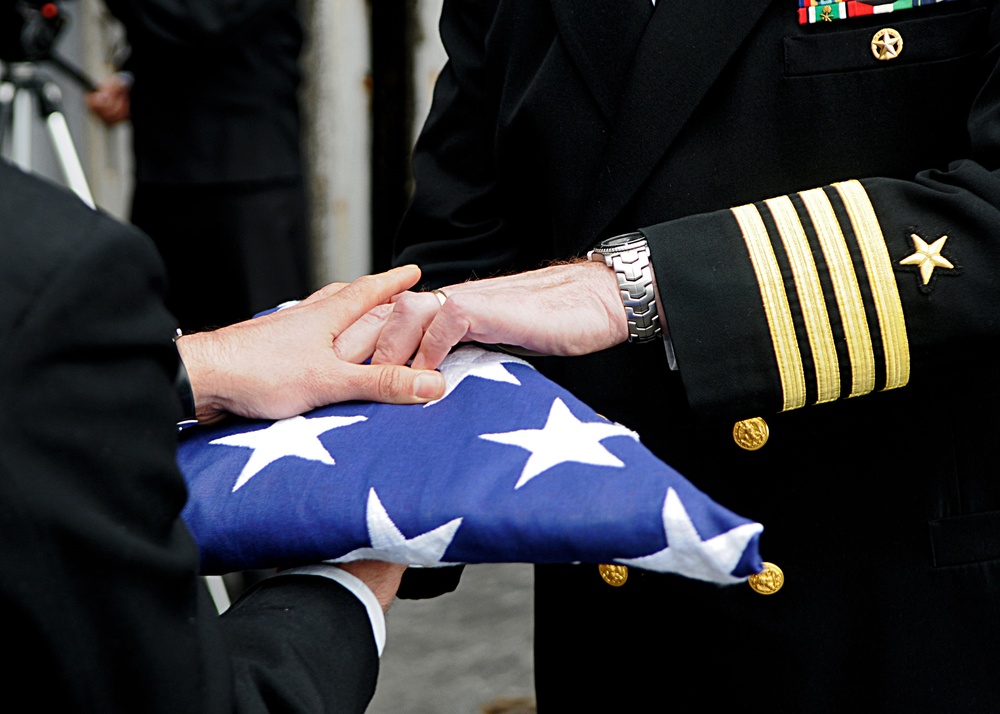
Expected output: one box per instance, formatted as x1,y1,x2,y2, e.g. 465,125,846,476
177,265,447,423
368,260,629,371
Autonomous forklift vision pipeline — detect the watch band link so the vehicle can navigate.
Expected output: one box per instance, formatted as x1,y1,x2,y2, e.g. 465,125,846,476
610,247,660,342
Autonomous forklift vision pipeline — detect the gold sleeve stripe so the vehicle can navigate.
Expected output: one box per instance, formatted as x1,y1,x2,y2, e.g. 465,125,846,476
732,203,807,411
833,180,910,391
765,196,840,404
799,187,876,398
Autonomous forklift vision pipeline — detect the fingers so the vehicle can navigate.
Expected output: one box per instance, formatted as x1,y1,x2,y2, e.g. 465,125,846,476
85,88,130,125
322,265,423,333
335,560,408,612
85,92,113,122
330,361,446,404
411,297,475,370
332,303,393,363
353,264,424,306
371,290,442,365
297,280,348,306
176,265,446,422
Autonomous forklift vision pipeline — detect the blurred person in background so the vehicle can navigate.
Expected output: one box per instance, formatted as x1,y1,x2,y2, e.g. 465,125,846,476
86,0,311,333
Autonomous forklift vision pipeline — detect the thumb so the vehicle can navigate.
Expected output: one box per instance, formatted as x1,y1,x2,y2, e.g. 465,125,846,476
333,362,446,405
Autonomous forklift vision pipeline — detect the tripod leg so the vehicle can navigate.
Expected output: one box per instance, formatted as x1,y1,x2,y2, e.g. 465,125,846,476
36,81,95,208
46,110,95,208
0,82,14,150
12,86,34,170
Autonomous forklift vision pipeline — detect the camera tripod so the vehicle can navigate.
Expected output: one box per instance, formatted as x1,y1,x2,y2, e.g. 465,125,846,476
0,60,95,208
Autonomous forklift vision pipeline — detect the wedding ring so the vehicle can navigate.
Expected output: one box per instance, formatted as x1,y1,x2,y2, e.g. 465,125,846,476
431,289,449,306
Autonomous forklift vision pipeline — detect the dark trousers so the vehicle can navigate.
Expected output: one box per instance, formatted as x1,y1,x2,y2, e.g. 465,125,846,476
132,178,312,332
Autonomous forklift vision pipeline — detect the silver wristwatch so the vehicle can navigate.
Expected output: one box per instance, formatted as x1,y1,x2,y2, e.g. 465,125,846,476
587,232,661,343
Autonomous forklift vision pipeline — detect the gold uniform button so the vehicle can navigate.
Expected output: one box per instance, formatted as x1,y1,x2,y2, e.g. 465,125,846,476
871,28,903,61
733,417,769,451
748,562,784,595
598,564,629,587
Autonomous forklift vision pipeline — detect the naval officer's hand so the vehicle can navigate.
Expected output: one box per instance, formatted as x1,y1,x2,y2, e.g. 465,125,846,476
368,260,629,371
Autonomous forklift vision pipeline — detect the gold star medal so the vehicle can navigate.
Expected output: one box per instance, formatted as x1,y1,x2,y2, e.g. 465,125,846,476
871,28,903,61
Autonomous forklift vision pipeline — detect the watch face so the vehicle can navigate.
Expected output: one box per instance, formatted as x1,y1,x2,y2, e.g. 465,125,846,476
599,232,645,252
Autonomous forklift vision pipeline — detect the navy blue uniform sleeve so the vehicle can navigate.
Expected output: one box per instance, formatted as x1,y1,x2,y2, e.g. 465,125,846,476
396,0,1000,422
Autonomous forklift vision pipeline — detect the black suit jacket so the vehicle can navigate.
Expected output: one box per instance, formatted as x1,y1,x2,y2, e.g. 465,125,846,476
0,161,377,712
395,1,1000,710
103,0,303,184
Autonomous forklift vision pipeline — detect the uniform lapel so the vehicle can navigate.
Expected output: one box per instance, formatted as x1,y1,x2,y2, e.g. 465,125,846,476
549,0,655,124
569,0,773,253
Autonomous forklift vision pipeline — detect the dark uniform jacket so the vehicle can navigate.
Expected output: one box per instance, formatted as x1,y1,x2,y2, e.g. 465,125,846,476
394,1,1000,711
0,161,377,712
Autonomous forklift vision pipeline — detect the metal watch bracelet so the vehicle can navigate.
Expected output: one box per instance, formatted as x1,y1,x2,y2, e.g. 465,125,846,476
588,232,661,343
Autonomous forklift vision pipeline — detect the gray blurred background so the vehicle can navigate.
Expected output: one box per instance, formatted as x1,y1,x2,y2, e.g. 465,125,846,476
369,564,536,714
4,0,451,280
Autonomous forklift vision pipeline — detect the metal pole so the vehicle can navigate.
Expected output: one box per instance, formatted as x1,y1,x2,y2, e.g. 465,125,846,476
11,84,33,169
0,82,15,149
41,80,95,207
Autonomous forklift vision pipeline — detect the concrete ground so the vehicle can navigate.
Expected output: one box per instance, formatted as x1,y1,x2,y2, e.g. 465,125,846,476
367,563,537,714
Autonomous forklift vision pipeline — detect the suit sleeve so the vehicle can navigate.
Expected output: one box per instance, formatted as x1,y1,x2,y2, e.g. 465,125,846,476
393,0,530,288
221,576,379,713
0,170,377,713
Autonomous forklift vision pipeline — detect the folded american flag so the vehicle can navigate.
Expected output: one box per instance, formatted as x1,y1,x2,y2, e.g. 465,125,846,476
178,346,764,584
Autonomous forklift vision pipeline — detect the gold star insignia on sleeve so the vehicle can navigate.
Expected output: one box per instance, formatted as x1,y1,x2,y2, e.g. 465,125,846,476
899,233,954,285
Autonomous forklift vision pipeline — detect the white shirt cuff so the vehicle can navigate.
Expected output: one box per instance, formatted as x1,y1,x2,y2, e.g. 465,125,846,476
277,564,387,656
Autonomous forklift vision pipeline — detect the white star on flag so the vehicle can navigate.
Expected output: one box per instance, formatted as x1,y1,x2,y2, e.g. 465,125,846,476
210,414,366,491
617,487,764,584
329,488,463,566
480,397,639,489
426,346,523,406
